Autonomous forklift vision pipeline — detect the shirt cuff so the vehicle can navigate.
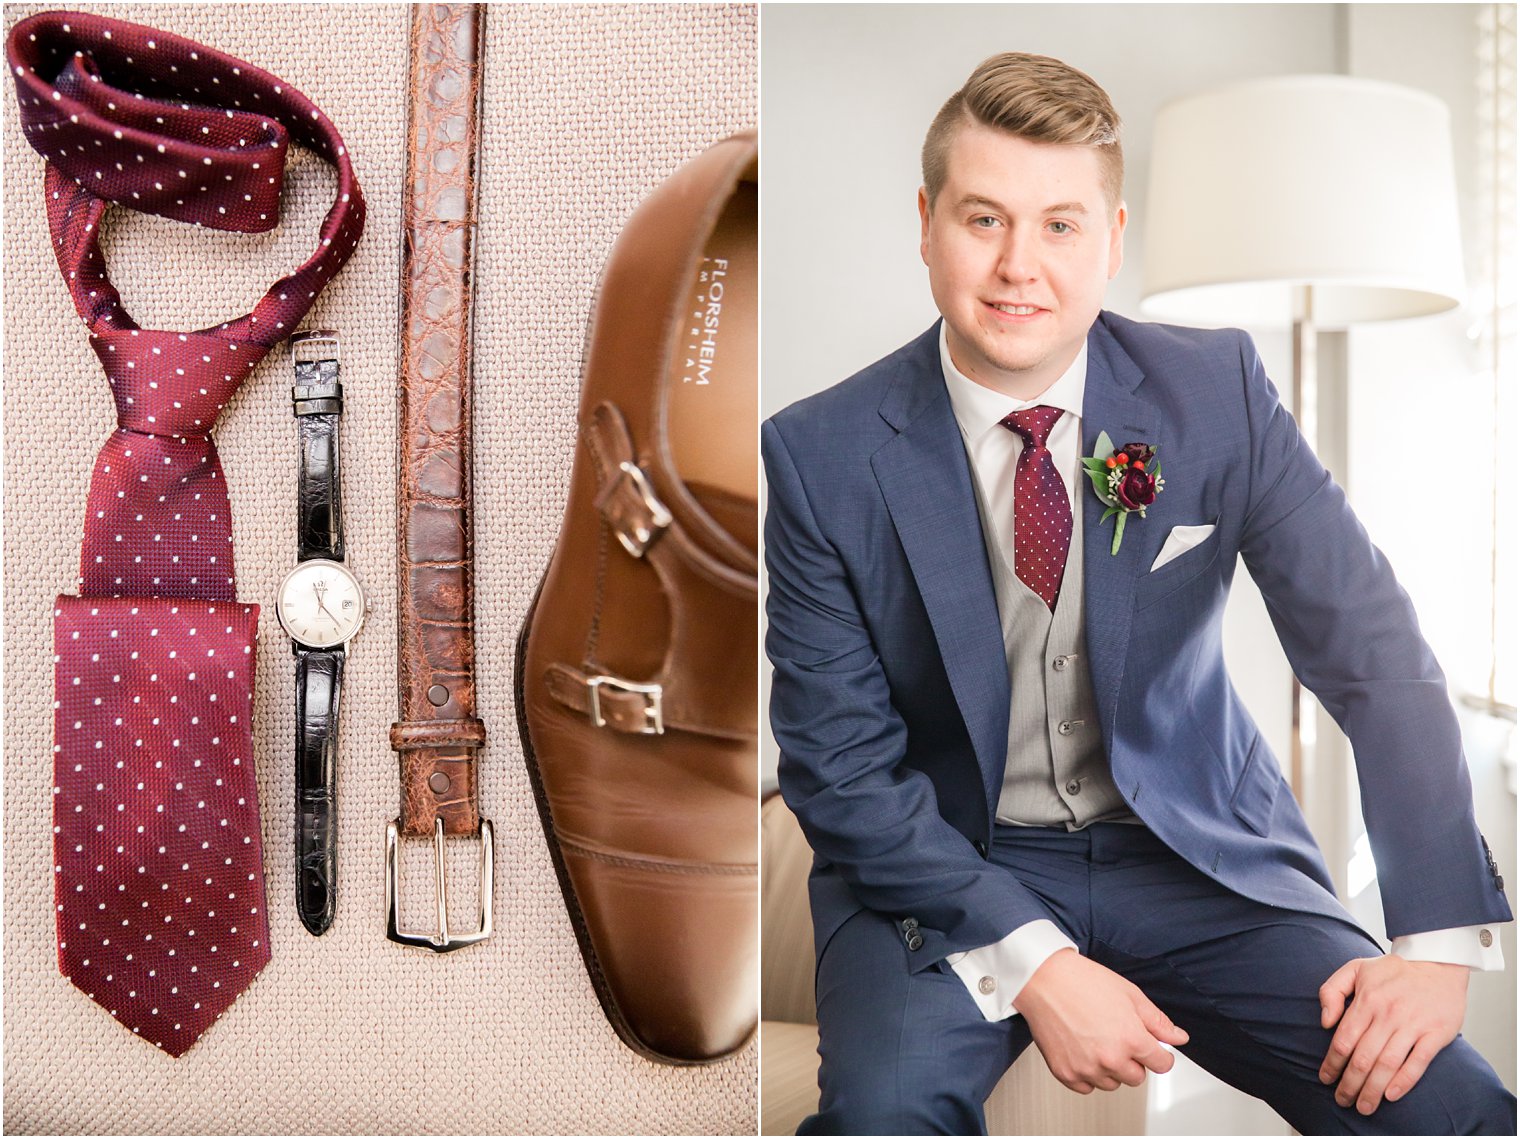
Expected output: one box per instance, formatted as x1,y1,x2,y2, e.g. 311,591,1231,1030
1391,924,1506,971
945,919,1078,1021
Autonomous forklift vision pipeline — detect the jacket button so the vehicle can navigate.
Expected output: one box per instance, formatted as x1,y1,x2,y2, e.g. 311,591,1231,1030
973,839,988,858
1480,928,1494,948
900,917,919,932
1057,720,1074,736
1052,656,1067,671
1065,778,1082,795
906,933,924,952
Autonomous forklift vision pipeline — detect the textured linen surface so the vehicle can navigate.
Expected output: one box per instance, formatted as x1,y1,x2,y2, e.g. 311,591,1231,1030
4,3,758,1132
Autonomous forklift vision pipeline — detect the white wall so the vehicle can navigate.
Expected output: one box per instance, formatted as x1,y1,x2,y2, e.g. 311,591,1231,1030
759,2,1514,1131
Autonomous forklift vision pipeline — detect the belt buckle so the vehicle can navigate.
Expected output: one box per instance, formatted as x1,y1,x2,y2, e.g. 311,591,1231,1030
586,673,664,735
384,816,494,951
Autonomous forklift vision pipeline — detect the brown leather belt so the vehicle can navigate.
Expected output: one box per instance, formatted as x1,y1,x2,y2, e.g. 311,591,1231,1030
384,1,493,952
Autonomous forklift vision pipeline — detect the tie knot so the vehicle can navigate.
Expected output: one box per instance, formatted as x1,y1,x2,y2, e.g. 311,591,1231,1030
92,330,267,437
1001,405,1063,450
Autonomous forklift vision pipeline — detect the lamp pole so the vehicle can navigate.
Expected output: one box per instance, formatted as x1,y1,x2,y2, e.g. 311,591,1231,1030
1289,285,1318,806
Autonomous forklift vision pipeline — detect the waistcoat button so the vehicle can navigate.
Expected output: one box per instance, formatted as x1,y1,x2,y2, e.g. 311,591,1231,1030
1066,779,1082,795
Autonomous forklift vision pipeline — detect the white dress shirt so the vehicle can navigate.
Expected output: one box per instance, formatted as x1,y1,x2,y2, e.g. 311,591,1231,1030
934,322,1504,1022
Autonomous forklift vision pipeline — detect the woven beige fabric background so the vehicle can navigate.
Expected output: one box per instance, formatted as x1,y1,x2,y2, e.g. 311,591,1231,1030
2,3,758,1132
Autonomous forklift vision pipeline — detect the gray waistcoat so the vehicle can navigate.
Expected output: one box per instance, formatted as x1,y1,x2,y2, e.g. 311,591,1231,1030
968,473,1134,828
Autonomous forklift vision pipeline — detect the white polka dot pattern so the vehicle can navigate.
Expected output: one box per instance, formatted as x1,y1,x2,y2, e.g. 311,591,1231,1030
8,9,365,352
1002,406,1073,610
76,331,258,599
52,596,271,1056
9,9,366,1057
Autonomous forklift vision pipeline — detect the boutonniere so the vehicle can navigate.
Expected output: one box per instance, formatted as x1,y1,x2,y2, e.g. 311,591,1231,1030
1081,431,1165,555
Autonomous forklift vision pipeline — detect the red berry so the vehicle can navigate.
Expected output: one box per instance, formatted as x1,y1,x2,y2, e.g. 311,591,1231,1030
1105,457,1117,468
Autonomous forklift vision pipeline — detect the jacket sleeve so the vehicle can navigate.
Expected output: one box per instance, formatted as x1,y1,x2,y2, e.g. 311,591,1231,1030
1233,332,1511,937
763,417,1053,969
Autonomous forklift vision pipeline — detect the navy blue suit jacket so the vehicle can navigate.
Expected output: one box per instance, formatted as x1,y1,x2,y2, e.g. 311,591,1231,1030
763,313,1512,972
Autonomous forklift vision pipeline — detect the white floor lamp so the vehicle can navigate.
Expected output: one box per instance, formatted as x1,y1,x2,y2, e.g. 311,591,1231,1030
1138,74,1467,808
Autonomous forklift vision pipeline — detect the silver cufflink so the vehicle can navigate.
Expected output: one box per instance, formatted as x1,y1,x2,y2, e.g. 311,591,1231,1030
979,975,996,995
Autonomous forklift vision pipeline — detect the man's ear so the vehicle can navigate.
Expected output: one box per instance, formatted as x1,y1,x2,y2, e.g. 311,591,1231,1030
918,186,932,266
1107,201,1128,281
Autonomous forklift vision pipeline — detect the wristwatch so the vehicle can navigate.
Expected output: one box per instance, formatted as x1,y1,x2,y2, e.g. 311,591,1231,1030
275,330,366,936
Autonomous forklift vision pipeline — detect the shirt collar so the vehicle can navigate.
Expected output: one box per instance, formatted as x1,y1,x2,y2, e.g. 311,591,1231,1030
939,321,1087,446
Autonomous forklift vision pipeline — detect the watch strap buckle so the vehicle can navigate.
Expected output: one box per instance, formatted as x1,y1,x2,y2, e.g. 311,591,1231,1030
384,816,494,952
290,328,341,368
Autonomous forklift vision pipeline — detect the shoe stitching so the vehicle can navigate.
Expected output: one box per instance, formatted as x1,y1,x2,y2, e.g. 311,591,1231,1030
582,421,612,662
557,834,756,876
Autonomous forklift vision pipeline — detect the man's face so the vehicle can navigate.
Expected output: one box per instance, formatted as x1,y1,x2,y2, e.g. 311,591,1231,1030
920,120,1126,398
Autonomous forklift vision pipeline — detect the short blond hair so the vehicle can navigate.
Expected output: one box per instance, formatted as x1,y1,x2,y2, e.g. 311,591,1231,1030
922,53,1123,213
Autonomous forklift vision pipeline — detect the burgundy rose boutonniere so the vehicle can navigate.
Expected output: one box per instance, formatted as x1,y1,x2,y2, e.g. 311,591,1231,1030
1082,431,1165,555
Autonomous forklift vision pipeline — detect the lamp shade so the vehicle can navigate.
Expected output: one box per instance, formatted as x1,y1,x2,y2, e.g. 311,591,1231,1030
1139,75,1465,328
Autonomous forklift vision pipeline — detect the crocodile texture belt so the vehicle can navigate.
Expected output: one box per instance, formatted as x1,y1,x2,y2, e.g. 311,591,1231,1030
384,2,493,952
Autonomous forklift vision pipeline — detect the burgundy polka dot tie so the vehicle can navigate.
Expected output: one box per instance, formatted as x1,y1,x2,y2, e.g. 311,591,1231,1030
1001,407,1072,610
9,11,365,1055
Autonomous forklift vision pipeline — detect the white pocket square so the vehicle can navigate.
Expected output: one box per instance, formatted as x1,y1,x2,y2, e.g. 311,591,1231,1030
1150,524,1216,572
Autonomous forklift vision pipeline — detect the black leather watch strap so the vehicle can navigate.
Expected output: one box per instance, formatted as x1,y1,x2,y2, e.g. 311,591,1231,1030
295,647,343,935
289,330,350,937
293,349,344,562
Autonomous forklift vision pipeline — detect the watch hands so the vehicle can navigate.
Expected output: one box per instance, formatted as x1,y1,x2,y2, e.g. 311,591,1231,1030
311,582,341,624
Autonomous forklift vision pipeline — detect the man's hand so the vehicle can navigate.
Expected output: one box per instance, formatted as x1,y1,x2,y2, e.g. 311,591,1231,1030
1318,956,1469,1115
1011,948,1189,1094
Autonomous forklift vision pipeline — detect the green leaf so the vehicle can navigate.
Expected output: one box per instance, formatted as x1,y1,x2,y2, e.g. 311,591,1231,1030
1101,505,1121,524
1080,456,1110,473
1093,430,1115,460
1084,469,1111,498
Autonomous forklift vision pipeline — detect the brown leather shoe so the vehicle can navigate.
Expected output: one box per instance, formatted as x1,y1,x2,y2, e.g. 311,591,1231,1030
516,132,758,1066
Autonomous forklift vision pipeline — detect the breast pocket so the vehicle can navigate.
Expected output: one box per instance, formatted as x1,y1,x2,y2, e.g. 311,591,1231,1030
1134,522,1223,612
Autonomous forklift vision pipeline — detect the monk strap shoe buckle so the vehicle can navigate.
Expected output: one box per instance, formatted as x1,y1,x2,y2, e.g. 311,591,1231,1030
587,673,665,735
599,461,673,558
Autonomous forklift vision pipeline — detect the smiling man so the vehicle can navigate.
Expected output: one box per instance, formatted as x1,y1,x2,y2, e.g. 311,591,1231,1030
763,53,1515,1135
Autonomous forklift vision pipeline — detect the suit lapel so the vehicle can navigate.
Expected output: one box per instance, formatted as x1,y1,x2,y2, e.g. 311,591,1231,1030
1081,316,1157,748
871,328,1010,805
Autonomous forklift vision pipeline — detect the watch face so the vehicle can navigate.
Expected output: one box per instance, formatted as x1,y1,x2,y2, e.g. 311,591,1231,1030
276,559,366,648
